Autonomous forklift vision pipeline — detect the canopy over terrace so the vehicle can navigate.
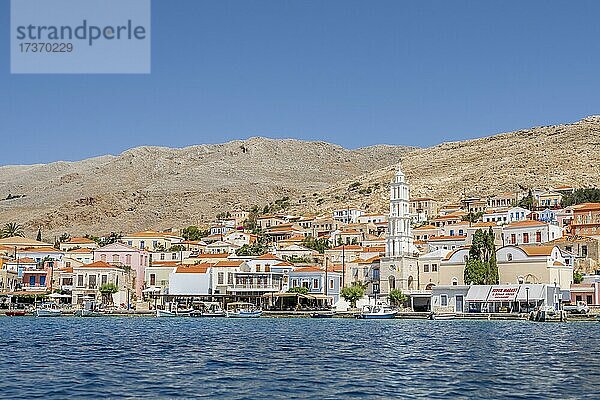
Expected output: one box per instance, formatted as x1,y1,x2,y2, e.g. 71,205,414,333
262,292,333,311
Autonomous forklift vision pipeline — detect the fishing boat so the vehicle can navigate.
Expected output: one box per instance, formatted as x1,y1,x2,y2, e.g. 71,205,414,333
191,302,226,317
428,312,456,320
5,310,27,316
34,302,62,317
74,309,104,317
226,302,262,318
156,309,178,317
156,304,194,317
74,300,104,317
311,311,335,318
355,304,396,319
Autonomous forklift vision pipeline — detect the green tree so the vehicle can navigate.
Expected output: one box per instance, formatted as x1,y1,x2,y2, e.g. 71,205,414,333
301,236,331,254
100,232,122,247
573,271,584,284
388,289,407,307
236,236,269,256
99,283,119,304
169,244,186,252
518,189,535,210
340,282,366,308
462,211,483,224
288,286,309,295
1,222,24,238
561,188,600,207
182,226,206,241
464,228,498,285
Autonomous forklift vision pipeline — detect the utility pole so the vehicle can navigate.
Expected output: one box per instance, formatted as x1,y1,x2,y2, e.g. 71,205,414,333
324,256,328,297
342,243,346,288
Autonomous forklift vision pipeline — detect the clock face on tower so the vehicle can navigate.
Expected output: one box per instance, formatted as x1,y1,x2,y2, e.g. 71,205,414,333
389,265,396,271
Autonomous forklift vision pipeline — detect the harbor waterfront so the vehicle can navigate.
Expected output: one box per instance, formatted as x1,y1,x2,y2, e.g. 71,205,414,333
1,318,599,399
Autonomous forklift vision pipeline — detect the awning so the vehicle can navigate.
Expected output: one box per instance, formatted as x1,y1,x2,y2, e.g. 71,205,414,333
306,294,333,300
465,285,492,302
515,284,546,301
488,285,519,302
47,293,71,298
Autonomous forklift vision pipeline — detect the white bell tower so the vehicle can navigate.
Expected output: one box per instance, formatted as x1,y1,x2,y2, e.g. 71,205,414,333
386,163,414,257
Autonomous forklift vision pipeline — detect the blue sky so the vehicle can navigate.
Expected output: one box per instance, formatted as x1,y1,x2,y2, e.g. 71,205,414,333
2,0,600,165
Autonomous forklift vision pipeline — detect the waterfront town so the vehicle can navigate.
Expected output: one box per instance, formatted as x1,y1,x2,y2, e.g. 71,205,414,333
0,163,599,319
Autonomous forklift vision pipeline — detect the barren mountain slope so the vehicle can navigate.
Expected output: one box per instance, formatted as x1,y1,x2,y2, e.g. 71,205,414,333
0,138,411,236
294,116,600,215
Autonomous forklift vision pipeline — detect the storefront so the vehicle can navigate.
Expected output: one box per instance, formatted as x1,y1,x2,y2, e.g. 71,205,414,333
465,284,553,313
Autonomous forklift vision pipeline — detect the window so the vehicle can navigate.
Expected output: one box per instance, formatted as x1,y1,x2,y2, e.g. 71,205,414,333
313,278,319,289
523,233,529,244
153,241,158,249
441,295,448,307
535,231,542,243
218,272,224,285
88,275,97,289
29,276,36,286
423,264,430,273
582,245,588,258
329,279,334,289
66,262,71,268
140,241,145,249
112,254,120,263
576,295,582,302
511,234,516,244
160,253,165,260
452,278,458,286
431,264,438,272
101,254,107,262
125,254,132,265
150,274,156,286
127,241,133,246
566,246,572,253
228,273,233,285
101,275,108,285
388,276,396,290
77,275,84,287
171,253,177,260
587,295,593,305
507,253,513,261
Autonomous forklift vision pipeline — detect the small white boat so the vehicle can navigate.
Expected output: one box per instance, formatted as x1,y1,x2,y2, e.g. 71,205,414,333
191,302,226,317
156,309,178,317
428,313,455,320
226,302,262,318
34,302,62,317
356,304,396,319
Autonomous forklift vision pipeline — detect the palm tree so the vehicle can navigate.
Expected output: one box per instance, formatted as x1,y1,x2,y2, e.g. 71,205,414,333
1,222,25,238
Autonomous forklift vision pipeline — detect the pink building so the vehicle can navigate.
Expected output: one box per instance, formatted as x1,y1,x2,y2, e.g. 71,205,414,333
93,242,149,301
570,282,600,306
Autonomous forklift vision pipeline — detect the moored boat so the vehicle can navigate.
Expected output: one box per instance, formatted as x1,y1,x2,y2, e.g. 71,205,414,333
311,311,335,318
355,304,396,319
226,302,262,318
428,312,456,320
190,302,226,317
34,303,62,317
5,310,27,316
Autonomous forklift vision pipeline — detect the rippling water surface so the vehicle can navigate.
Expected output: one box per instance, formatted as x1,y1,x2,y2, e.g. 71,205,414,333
0,317,598,399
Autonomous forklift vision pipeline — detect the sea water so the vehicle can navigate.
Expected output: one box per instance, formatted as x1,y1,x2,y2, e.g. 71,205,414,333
0,317,598,399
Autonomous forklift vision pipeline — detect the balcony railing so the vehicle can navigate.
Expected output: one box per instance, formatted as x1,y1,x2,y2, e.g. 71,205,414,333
229,283,281,292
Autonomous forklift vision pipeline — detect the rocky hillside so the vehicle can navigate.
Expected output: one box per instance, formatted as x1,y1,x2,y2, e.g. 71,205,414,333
1,116,599,238
0,138,411,237
297,116,600,215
